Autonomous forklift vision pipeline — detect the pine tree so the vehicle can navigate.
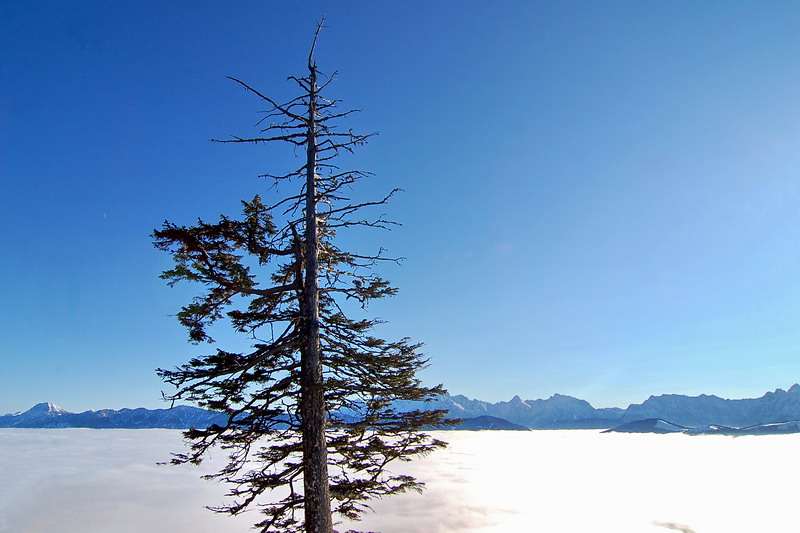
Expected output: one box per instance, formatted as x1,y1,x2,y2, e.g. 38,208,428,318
153,22,449,533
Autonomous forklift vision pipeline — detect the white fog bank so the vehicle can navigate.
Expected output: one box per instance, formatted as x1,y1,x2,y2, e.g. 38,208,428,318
1,429,797,533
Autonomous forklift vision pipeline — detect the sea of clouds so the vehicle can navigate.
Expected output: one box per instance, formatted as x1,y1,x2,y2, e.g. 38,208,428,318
1,428,797,533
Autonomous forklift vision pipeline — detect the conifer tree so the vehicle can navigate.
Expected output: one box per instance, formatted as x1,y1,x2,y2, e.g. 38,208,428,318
153,22,449,533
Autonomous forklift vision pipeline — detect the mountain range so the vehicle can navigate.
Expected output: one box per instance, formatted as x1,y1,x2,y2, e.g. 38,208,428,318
3,384,800,431
0,402,228,429
603,417,800,436
398,383,800,429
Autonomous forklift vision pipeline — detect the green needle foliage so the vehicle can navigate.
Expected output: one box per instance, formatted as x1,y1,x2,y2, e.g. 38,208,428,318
153,23,449,533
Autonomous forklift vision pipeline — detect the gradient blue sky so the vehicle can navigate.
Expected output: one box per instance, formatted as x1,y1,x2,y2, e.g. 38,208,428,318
3,1,800,414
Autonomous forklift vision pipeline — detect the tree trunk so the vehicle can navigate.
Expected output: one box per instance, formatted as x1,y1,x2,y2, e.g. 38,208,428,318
300,61,333,533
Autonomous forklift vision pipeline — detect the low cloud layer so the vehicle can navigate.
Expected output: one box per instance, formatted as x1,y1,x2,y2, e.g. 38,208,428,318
1,429,797,532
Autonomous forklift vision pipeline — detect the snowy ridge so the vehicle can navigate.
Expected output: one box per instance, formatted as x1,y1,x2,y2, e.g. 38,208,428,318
684,419,800,435
605,418,800,435
602,418,688,434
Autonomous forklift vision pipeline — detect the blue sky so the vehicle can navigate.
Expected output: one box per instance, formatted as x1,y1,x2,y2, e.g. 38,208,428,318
3,1,800,414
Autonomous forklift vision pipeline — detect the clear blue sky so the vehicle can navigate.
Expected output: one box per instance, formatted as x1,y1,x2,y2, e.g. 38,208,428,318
3,1,800,414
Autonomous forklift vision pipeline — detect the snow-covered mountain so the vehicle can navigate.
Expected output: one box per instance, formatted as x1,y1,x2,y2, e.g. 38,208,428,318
455,415,529,431
13,401,67,420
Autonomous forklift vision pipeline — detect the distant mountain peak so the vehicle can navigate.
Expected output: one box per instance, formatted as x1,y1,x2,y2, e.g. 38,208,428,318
23,402,66,417
546,393,582,403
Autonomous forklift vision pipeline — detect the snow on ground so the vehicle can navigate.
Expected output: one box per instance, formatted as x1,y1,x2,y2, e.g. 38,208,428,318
1,428,798,533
